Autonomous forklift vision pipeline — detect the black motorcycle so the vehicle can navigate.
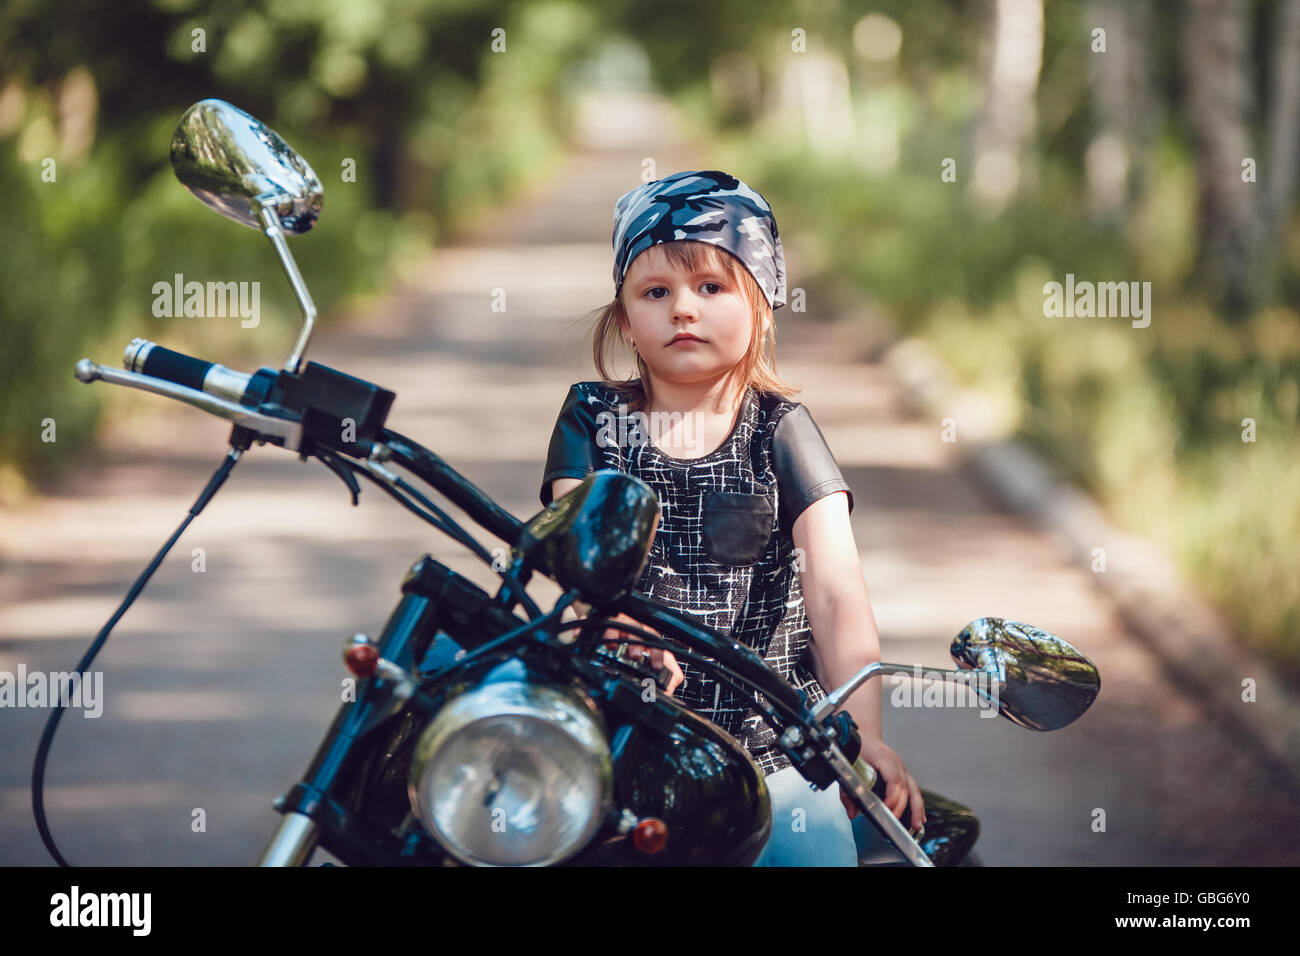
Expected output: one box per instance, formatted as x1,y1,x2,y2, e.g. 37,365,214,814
32,99,1101,868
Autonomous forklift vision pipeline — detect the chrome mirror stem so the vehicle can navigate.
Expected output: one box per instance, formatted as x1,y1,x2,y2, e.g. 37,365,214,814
812,661,1002,722
811,661,882,721
259,198,317,375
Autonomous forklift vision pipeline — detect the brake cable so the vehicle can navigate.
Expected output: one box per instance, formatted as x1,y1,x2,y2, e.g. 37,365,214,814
32,445,245,867
563,617,803,732
337,456,541,621
429,592,579,678
567,617,878,812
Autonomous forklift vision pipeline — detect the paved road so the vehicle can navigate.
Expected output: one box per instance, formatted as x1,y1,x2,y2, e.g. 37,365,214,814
3,92,1298,866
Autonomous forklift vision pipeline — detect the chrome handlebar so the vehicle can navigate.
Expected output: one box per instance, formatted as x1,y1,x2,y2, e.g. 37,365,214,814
74,358,304,450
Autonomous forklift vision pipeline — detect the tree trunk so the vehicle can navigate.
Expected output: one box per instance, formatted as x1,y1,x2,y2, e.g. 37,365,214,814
1265,0,1300,258
1085,0,1154,225
969,0,1045,216
1183,0,1260,319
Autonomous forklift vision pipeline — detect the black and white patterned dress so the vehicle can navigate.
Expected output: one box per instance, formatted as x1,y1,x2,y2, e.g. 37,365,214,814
540,380,855,776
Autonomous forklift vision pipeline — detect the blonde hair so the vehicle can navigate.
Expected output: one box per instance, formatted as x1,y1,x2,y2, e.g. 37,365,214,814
588,240,801,413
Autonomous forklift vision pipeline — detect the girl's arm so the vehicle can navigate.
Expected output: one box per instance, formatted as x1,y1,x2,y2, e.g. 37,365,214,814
793,491,926,827
549,476,585,502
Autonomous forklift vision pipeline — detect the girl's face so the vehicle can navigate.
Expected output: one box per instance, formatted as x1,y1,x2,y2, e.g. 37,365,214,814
618,245,756,393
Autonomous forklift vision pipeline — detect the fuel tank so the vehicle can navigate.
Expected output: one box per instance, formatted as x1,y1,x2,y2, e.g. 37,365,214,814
569,696,771,867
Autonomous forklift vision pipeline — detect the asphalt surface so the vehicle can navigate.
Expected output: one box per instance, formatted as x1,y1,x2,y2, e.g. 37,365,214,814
3,92,1298,866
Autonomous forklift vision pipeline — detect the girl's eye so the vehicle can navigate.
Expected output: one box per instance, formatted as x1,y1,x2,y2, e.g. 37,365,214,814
643,281,723,298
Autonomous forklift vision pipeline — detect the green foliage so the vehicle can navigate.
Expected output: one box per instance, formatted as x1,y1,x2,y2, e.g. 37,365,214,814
687,0,1300,674
0,0,600,493
2,0,1296,671
749,141,1300,673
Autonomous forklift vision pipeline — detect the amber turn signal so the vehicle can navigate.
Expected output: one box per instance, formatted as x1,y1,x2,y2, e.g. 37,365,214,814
344,642,379,678
632,818,668,854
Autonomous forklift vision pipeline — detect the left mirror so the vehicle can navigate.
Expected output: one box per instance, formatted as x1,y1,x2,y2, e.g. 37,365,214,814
169,98,322,234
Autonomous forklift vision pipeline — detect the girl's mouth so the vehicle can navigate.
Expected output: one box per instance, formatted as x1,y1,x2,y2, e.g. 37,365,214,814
668,334,705,346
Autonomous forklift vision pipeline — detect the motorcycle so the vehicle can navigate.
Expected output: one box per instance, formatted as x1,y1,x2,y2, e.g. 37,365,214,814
31,99,1102,868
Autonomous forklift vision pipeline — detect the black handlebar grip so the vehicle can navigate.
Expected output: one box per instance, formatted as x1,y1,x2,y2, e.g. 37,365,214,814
867,763,915,833
134,343,215,392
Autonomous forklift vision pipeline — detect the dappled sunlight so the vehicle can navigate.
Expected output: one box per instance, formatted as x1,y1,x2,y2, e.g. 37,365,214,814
817,423,955,470
111,689,259,722
404,244,610,299
0,782,184,813
0,596,178,641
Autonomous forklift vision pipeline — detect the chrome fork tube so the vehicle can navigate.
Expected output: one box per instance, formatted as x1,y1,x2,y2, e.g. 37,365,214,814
257,811,319,867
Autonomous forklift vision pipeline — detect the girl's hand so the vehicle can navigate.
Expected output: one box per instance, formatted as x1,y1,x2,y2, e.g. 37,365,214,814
599,612,685,696
839,737,926,831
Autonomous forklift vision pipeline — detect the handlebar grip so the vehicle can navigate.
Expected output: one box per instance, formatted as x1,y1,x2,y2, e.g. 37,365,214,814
124,338,253,404
868,763,915,832
127,340,214,391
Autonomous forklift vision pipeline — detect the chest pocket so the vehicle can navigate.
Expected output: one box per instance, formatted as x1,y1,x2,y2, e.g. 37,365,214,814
701,490,776,566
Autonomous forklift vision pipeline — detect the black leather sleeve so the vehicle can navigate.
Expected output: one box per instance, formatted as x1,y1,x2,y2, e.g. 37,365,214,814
539,385,603,507
772,404,854,535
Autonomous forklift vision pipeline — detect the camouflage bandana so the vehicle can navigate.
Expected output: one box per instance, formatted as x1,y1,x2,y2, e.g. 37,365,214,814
612,169,787,310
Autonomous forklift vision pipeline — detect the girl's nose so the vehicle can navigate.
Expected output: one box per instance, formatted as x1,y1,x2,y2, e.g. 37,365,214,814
670,286,700,321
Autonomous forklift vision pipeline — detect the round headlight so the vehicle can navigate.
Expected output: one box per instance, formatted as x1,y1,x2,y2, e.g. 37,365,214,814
408,679,612,866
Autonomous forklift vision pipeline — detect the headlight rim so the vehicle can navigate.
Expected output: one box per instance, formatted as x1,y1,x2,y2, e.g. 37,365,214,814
408,678,612,867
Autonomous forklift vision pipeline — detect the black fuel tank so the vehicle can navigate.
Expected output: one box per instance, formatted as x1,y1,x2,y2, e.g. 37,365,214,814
568,699,771,867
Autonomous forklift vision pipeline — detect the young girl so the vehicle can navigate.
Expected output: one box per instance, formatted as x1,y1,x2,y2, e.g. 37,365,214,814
539,169,924,866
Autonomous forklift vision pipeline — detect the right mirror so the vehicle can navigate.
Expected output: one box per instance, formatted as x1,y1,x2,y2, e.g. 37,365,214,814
951,617,1101,731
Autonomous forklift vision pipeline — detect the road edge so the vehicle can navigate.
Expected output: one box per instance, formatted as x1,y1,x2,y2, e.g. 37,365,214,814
818,289,1300,793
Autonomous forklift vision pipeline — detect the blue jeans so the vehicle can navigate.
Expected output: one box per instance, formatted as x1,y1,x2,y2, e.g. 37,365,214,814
752,765,859,866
